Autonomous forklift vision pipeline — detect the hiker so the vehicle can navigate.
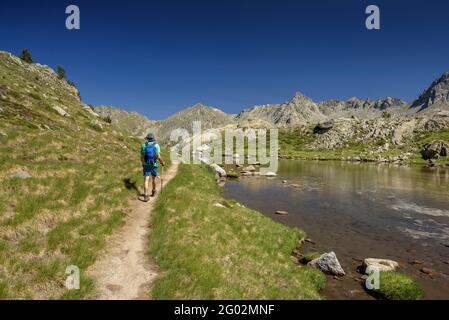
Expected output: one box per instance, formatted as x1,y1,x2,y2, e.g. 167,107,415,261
140,133,165,202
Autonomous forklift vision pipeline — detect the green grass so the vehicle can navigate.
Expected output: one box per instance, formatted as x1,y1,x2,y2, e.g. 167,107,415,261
0,52,172,299
375,272,424,300
302,252,322,263
149,164,325,299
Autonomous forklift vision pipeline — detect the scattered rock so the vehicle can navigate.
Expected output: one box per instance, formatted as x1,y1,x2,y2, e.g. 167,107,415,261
282,180,288,184
213,203,226,209
305,238,316,245
363,258,399,273
52,105,69,117
242,165,256,172
444,260,449,265
420,267,436,275
410,260,425,265
90,119,104,131
291,184,300,188
275,210,288,215
263,171,277,177
10,170,32,179
308,251,346,276
0,131,7,137
210,163,226,178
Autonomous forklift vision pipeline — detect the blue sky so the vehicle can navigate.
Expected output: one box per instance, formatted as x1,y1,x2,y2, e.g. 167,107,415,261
1,0,449,119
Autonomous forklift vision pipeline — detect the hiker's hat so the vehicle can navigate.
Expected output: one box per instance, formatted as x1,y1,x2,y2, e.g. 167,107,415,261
145,133,156,142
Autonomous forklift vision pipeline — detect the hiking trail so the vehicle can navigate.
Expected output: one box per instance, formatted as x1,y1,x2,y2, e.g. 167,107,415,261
88,163,178,300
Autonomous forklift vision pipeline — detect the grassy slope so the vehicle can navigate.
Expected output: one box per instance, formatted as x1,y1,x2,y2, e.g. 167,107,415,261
0,52,147,299
149,164,325,299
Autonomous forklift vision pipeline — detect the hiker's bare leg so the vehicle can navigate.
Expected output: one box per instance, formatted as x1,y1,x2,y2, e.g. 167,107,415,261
143,176,150,195
152,176,157,194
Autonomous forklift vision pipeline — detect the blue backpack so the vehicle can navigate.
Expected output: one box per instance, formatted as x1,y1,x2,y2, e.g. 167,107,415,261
144,143,157,166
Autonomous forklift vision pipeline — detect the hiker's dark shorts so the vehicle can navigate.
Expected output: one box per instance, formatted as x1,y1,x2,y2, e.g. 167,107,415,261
143,165,158,177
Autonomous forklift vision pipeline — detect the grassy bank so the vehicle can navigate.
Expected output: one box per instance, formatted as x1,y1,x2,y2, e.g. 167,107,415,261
148,164,325,299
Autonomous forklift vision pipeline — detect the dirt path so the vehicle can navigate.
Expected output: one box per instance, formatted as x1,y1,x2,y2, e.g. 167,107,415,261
88,164,178,300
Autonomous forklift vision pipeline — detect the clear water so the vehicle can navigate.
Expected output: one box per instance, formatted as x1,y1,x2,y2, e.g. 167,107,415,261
224,160,449,299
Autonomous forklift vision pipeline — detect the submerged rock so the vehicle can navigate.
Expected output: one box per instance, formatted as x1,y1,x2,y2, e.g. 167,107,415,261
420,267,437,275
308,251,346,276
275,210,288,215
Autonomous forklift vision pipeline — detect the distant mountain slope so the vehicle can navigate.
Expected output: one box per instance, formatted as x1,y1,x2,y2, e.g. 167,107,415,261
236,92,325,126
95,105,153,138
411,72,449,112
149,103,235,143
318,97,408,119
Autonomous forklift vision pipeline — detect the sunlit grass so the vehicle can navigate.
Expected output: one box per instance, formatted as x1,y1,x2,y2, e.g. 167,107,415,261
149,164,325,299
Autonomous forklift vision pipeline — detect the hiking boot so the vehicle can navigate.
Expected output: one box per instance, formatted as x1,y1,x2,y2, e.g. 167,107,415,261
138,194,150,202
151,189,157,197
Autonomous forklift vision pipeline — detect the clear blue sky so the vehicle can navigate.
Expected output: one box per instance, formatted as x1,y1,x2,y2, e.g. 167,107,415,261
1,0,448,119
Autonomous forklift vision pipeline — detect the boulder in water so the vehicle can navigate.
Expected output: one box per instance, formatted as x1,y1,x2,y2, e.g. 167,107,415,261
363,258,399,274
308,251,345,276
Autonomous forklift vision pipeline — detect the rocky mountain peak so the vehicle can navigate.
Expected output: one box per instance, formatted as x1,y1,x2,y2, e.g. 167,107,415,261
291,91,315,105
411,72,449,111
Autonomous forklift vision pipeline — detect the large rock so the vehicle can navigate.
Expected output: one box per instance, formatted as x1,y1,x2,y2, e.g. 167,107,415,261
314,120,335,133
363,258,399,274
308,251,345,276
90,119,104,131
10,170,32,179
421,140,449,160
210,163,226,177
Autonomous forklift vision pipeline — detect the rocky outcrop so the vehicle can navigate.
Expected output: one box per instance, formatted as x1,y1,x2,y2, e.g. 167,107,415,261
95,105,152,138
411,72,449,112
421,140,449,160
308,251,345,276
392,119,417,145
319,97,408,119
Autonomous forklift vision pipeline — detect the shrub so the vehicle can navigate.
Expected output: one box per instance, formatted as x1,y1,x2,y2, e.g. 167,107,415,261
382,111,392,119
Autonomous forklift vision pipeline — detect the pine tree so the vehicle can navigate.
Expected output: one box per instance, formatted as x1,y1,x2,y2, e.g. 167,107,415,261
56,66,66,80
19,49,33,63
